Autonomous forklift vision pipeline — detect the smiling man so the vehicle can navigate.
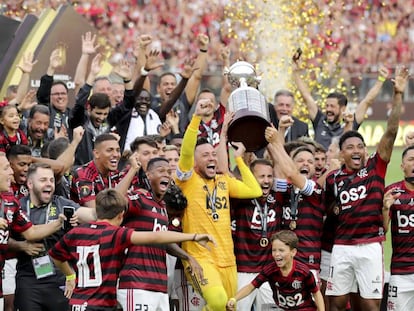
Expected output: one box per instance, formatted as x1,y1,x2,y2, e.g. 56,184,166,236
324,66,409,311
70,133,122,209
175,98,262,311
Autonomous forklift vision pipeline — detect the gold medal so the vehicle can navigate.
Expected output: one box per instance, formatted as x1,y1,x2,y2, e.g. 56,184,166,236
260,237,269,247
289,220,297,230
333,206,340,215
212,213,219,221
171,218,180,227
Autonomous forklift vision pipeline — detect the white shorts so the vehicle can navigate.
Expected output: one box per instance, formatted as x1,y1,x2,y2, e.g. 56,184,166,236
3,259,17,296
326,242,384,299
387,274,414,311
237,272,277,311
0,298,3,311
117,288,169,311
319,250,331,281
167,254,178,298
173,268,205,311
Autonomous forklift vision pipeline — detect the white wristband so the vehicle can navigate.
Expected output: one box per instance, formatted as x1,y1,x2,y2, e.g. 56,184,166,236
140,67,149,76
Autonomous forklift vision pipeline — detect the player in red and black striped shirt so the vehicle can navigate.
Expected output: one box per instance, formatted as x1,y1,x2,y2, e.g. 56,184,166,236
230,159,282,310
70,134,123,208
227,230,324,311
49,189,214,311
324,66,409,311
383,145,414,310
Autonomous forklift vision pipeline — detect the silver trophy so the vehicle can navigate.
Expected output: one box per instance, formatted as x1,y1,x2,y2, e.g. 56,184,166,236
227,61,270,151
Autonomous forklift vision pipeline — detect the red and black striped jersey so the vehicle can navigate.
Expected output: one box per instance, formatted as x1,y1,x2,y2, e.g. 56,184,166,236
118,189,169,292
231,191,281,273
197,103,225,148
70,161,122,205
279,183,324,270
386,181,414,275
48,221,133,308
0,192,32,297
252,259,319,310
324,152,387,245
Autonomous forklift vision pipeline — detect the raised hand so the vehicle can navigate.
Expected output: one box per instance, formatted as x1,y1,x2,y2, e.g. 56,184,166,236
144,50,164,71
231,141,246,158
17,52,38,74
49,49,63,70
197,33,210,51
90,53,103,77
181,57,197,79
113,59,132,81
82,32,100,55
194,98,214,117
393,65,410,94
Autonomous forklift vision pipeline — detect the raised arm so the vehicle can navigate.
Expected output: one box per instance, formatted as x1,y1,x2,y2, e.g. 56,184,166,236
354,65,389,125
185,34,209,105
36,49,63,104
219,45,232,108
9,52,37,106
177,99,214,173
292,52,318,121
56,126,84,173
265,126,307,189
377,66,409,162
73,32,100,94
216,112,234,174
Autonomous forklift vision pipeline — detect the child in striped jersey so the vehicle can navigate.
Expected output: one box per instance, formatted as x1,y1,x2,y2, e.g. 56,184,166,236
227,230,325,311
49,189,215,311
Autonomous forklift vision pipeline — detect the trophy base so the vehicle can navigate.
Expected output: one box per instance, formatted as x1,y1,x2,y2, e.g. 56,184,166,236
227,110,270,152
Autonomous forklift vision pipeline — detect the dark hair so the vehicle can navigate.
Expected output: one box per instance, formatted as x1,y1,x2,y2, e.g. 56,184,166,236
0,105,18,130
271,230,298,249
159,72,176,84
147,157,169,172
163,184,187,211
95,189,128,219
51,81,68,92
48,137,69,160
195,137,211,148
327,92,348,107
250,158,273,171
402,145,414,159
130,136,158,153
89,93,111,110
313,142,327,154
7,144,31,159
339,130,365,150
27,162,52,179
284,141,307,156
29,105,50,119
291,146,314,160
94,133,118,148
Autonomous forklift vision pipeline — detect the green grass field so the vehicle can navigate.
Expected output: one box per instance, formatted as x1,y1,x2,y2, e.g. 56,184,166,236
374,146,404,272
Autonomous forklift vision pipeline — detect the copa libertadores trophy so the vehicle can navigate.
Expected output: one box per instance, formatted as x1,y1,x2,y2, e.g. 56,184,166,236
226,61,270,151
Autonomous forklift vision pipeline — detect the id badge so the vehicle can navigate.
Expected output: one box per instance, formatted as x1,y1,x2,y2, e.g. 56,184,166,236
32,254,55,279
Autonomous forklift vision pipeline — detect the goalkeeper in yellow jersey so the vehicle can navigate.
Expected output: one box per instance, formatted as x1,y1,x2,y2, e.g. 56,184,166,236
175,96,262,311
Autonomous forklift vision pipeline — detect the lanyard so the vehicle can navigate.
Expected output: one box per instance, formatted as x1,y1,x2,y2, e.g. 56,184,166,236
203,182,218,221
98,174,113,189
202,123,214,144
26,200,52,224
290,187,300,221
253,199,268,238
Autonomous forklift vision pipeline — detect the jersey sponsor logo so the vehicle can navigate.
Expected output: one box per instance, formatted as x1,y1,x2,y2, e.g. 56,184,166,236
153,218,167,232
71,302,88,311
339,185,367,206
277,290,304,308
396,210,414,233
0,229,9,245
250,206,276,230
206,196,228,211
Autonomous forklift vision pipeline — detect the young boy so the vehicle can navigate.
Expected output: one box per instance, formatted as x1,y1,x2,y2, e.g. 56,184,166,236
48,189,215,311
226,230,325,311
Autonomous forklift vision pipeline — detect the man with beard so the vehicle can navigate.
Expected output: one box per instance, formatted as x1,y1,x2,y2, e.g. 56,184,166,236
230,159,281,311
0,154,70,311
8,162,95,311
174,98,262,311
383,145,414,311
24,105,54,157
69,53,134,166
314,143,327,179
70,133,122,209
324,66,409,311
292,53,390,150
